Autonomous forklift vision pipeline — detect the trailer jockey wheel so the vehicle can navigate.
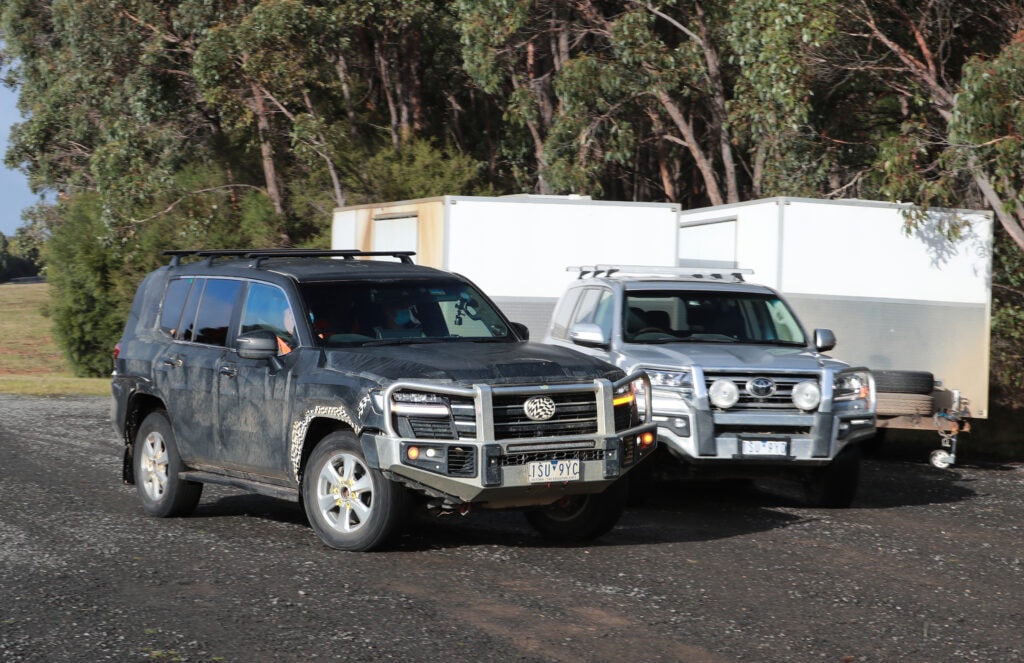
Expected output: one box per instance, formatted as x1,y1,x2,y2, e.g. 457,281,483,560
929,449,954,469
931,409,969,469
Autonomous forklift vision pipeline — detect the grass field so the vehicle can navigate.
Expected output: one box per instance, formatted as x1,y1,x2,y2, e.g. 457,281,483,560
0,283,110,396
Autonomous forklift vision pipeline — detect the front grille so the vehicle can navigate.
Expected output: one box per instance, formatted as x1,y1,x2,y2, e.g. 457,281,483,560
394,386,614,442
450,397,477,439
492,392,598,439
703,372,820,412
447,446,476,476
499,449,605,467
614,401,636,429
408,417,456,439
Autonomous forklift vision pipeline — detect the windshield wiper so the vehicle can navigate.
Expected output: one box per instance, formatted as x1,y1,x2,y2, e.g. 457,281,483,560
361,337,448,347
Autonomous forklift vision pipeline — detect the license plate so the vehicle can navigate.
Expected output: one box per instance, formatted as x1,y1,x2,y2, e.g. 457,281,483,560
528,459,580,483
740,439,790,456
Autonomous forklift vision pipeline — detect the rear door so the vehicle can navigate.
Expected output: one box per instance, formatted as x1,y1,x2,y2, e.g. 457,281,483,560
154,277,242,465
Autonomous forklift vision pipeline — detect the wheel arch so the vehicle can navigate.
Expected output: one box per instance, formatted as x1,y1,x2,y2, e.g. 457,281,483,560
292,411,360,485
122,392,168,484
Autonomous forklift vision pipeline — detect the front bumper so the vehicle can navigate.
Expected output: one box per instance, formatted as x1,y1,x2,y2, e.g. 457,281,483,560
360,372,657,507
363,420,658,506
655,407,875,467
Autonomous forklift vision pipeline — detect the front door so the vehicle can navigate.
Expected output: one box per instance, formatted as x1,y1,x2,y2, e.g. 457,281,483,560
215,282,298,479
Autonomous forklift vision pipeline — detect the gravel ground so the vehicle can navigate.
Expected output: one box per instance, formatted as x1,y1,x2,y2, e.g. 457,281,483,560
1,394,1023,662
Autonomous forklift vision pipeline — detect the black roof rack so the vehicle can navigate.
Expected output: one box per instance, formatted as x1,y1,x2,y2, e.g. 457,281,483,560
163,249,416,268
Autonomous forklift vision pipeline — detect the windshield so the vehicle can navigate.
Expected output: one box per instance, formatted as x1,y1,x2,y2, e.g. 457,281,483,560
623,290,807,345
299,279,515,347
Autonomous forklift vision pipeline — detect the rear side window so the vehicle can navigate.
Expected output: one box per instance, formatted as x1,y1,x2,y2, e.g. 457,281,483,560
159,277,242,346
159,278,194,337
193,279,242,346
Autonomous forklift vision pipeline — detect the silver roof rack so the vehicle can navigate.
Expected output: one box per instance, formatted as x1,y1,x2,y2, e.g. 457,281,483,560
567,265,753,283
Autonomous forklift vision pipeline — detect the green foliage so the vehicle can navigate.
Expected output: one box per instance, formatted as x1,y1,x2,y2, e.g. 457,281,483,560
0,233,38,282
990,227,1024,408
2,0,1024,402
348,138,483,203
43,194,125,377
951,39,1024,218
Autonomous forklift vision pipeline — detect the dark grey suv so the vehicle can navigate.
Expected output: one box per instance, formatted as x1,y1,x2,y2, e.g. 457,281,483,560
112,250,656,551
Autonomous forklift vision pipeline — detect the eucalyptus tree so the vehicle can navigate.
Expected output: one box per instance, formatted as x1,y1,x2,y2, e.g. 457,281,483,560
455,0,836,205
832,0,1024,249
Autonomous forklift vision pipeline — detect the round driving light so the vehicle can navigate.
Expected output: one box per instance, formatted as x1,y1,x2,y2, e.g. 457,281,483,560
792,380,821,411
709,379,739,409
407,446,421,460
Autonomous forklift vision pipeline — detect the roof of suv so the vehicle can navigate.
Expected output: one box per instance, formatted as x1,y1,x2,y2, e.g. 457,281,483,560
566,265,778,296
162,249,457,283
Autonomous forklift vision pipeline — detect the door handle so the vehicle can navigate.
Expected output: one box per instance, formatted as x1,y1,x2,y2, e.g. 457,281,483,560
219,365,238,378
162,356,183,368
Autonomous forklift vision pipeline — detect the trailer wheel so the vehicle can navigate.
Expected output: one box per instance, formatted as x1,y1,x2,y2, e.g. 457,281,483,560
872,370,934,395
929,449,954,469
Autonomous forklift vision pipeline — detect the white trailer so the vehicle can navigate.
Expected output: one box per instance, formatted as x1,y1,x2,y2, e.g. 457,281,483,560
334,195,993,430
332,195,680,335
676,197,993,426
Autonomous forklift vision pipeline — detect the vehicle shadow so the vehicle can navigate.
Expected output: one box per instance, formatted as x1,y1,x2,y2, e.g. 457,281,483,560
182,457,980,551
192,490,307,526
839,458,978,509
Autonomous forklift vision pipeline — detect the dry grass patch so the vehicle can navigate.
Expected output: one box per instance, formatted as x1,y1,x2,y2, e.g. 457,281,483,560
0,283,110,396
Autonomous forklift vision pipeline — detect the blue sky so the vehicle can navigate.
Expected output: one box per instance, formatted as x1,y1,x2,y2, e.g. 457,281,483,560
0,82,39,238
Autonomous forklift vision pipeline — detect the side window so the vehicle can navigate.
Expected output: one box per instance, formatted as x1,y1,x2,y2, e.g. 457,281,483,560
193,279,242,347
549,289,582,340
241,282,298,355
571,289,601,325
178,279,204,341
572,288,614,335
591,290,614,336
159,278,193,337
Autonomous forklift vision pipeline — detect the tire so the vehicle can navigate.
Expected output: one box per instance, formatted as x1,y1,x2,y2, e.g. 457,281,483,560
803,445,861,509
872,370,934,395
302,431,407,551
876,393,933,416
929,449,954,469
134,410,202,517
525,479,629,543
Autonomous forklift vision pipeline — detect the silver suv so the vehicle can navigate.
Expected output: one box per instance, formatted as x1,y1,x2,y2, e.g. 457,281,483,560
544,266,875,507
112,250,656,550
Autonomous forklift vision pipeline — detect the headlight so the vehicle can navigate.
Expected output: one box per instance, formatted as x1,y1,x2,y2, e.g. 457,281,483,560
792,380,821,411
709,379,739,409
834,371,872,403
391,391,451,416
643,369,694,398
613,381,636,407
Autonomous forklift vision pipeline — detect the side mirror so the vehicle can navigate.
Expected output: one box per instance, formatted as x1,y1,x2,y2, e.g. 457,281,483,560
510,322,530,341
814,328,836,352
237,330,280,359
569,322,609,348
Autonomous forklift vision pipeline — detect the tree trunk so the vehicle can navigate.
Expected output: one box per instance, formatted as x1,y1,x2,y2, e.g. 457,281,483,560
333,53,358,139
695,2,739,203
375,40,400,149
250,82,284,217
655,88,723,206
